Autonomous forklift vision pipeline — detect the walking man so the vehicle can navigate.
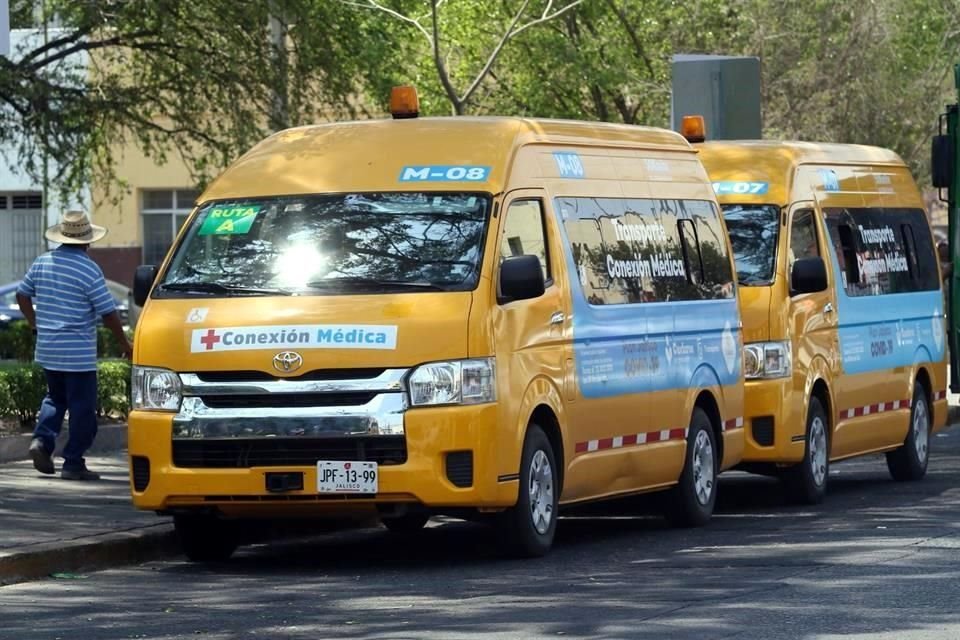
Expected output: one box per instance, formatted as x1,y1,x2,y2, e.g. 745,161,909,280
16,211,133,480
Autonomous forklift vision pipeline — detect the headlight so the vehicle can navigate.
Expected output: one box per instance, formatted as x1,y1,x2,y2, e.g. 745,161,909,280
407,358,496,407
743,341,791,379
132,366,182,411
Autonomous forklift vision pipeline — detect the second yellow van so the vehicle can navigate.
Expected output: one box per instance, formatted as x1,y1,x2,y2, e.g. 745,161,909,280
697,140,947,503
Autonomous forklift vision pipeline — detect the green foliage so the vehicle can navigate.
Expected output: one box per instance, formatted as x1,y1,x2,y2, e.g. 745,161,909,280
0,361,132,425
0,321,35,363
0,363,45,426
3,0,959,197
97,360,131,419
97,327,132,359
0,0,396,195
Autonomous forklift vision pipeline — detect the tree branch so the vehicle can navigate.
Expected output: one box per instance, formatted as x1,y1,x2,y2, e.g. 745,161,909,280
431,0,461,114
459,0,531,107
25,30,163,72
341,0,432,42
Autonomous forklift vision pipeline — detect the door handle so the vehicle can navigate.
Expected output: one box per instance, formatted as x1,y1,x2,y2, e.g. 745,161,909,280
823,303,835,315
550,311,565,326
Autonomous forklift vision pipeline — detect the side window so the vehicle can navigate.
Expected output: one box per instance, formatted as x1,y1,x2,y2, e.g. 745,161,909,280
501,200,550,281
559,197,729,305
824,207,939,296
789,209,820,265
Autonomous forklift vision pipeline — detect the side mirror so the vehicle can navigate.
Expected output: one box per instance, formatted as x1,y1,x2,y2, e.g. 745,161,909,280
932,134,954,189
499,255,545,303
791,257,828,295
133,265,158,307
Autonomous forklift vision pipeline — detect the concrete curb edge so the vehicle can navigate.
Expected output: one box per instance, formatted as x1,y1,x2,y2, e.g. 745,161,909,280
0,523,178,587
0,423,127,464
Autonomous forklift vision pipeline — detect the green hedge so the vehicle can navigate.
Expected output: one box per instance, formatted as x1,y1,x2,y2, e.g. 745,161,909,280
0,321,130,361
0,360,132,426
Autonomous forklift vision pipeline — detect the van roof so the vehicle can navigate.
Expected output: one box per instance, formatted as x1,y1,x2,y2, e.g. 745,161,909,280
697,140,909,205
698,140,906,167
201,117,694,201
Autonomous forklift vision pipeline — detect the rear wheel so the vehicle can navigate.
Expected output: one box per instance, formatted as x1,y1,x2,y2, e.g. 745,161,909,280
782,397,829,505
496,424,558,557
381,513,430,534
886,383,930,481
665,408,717,527
174,514,238,563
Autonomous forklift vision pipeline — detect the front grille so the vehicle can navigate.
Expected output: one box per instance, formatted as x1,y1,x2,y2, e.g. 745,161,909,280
131,456,151,491
194,369,386,383
199,392,377,409
752,416,775,446
445,451,473,488
172,436,407,468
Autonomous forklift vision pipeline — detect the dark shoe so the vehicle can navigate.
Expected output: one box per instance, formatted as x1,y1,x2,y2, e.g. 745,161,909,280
61,468,101,481
29,438,55,475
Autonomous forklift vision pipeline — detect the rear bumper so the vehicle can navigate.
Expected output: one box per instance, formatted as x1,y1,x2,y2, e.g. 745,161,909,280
128,403,518,514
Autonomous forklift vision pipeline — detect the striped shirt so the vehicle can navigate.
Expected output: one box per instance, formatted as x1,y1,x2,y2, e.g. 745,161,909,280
17,246,116,372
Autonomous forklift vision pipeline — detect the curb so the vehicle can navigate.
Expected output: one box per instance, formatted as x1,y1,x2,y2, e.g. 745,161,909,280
0,523,178,587
0,423,127,463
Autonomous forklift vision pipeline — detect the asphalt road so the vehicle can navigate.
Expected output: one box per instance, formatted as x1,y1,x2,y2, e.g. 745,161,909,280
5,426,960,640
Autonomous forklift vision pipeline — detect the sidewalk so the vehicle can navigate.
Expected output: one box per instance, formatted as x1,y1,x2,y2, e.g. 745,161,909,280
0,452,176,586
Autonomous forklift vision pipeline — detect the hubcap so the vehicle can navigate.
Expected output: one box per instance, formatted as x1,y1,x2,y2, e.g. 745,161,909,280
528,450,554,535
810,416,828,487
692,430,715,506
913,397,929,464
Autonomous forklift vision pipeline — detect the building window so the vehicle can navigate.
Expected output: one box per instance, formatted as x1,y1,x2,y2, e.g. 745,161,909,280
141,189,200,265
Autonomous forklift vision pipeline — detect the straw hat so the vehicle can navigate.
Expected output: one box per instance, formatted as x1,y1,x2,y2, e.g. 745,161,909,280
45,210,108,245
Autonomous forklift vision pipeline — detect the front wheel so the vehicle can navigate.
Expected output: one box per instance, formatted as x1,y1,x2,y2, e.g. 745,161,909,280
174,514,238,563
782,397,829,505
886,383,930,481
665,408,717,527
496,424,559,558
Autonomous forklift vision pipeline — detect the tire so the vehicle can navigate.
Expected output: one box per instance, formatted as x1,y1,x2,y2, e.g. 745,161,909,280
665,407,718,528
496,424,558,558
381,512,430,534
886,383,930,481
782,397,829,505
174,514,238,563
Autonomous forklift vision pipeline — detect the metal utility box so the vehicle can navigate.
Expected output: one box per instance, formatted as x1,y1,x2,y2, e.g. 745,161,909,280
671,54,762,140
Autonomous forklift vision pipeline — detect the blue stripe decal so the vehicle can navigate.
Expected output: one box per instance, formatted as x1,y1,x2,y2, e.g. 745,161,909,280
827,245,945,374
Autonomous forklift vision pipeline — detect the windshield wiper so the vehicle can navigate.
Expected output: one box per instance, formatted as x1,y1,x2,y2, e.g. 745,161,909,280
305,277,447,291
159,282,291,296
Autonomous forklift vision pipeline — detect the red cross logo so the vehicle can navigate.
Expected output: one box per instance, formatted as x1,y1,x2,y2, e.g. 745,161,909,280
200,329,221,351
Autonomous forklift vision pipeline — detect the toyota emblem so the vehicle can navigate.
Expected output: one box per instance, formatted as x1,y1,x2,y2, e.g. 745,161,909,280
272,351,303,373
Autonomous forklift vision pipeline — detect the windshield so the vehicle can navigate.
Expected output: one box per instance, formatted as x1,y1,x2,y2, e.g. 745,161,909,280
721,204,780,285
158,193,490,296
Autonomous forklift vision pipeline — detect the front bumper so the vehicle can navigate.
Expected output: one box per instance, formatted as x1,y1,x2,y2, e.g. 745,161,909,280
740,377,806,464
128,401,516,514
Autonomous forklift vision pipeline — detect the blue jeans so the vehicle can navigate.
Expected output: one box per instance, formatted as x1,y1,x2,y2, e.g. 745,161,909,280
33,370,98,472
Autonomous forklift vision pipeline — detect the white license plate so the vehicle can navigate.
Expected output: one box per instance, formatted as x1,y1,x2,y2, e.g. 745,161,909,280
316,461,378,494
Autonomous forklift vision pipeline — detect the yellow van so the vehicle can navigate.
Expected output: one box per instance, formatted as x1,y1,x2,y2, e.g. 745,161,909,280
696,140,947,503
129,92,744,560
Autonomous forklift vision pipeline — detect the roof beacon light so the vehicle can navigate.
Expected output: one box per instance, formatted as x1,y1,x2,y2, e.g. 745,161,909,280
390,86,420,120
681,115,706,143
